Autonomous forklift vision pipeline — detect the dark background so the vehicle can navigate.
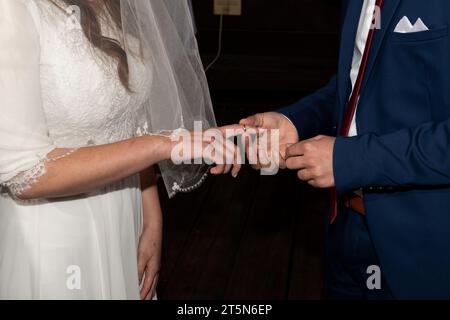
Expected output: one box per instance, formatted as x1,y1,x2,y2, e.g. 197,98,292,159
157,0,341,300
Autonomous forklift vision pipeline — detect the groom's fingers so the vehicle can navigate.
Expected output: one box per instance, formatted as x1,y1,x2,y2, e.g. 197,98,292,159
285,142,305,159
286,156,308,170
297,169,314,181
278,143,293,169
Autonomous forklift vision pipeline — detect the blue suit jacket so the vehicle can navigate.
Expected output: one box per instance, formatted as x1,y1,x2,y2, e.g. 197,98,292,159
281,0,450,299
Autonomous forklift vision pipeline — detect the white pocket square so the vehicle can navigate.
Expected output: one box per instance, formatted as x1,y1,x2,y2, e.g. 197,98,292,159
394,16,429,33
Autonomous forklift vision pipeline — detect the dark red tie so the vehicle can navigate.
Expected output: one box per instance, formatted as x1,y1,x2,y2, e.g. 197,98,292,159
330,0,384,224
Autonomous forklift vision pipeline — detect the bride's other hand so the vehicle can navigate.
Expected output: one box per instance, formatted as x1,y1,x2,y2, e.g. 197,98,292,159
138,168,163,300
138,225,161,300
138,228,161,300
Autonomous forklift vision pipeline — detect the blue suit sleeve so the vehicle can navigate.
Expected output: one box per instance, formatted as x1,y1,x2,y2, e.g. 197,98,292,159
334,120,450,194
278,75,337,140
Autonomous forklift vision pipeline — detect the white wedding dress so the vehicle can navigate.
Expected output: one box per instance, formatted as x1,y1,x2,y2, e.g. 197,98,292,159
0,0,153,299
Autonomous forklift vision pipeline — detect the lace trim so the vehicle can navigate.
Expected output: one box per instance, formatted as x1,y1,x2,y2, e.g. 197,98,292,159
46,148,78,162
5,160,47,198
135,121,180,139
170,171,209,194
4,148,79,198
136,121,210,198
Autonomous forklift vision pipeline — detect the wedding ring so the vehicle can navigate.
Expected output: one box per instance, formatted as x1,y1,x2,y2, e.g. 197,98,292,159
243,125,247,132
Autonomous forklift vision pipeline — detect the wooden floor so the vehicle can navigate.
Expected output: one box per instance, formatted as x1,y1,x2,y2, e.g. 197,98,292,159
157,166,329,300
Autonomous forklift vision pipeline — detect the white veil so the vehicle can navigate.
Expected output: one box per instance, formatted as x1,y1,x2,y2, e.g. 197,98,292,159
120,0,216,197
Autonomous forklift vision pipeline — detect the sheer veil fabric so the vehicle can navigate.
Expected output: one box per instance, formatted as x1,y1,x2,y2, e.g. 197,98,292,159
121,0,216,197
0,0,216,198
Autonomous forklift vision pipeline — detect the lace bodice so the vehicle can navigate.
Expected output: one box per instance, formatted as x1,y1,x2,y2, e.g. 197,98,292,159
37,0,152,147
0,0,152,196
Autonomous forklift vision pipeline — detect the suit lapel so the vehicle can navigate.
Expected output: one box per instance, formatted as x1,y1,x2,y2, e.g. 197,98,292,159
360,0,401,94
337,0,401,128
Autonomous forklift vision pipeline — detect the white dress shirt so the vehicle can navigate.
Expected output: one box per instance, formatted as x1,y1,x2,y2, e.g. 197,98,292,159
348,0,376,137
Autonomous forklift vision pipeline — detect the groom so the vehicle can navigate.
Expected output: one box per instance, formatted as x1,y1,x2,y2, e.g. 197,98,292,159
240,0,450,299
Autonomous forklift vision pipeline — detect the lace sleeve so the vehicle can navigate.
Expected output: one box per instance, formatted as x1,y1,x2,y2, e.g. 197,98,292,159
2,149,78,198
0,0,57,196
4,157,48,197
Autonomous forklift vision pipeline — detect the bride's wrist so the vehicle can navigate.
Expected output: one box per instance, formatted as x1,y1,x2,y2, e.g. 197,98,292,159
143,217,163,232
149,135,175,162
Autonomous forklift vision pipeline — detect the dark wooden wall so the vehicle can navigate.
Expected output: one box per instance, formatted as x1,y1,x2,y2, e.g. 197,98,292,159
195,0,340,122
158,0,342,300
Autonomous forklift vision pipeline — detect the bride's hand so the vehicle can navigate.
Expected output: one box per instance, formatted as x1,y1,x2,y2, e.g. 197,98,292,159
138,224,162,300
206,128,243,177
163,128,243,178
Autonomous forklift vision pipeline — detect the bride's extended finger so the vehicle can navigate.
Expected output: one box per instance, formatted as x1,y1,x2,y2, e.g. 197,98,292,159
258,150,274,169
239,113,264,127
219,124,245,135
245,132,260,168
210,164,225,175
223,164,233,174
231,163,242,178
140,270,153,299
146,273,159,300
231,143,243,177
225,141,239,174
222,146,233,174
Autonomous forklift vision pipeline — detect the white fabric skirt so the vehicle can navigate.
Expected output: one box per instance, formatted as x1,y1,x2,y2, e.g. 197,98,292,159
0,175,143,300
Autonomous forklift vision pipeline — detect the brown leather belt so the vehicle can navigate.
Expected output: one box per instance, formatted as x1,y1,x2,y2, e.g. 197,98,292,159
343,193,365,216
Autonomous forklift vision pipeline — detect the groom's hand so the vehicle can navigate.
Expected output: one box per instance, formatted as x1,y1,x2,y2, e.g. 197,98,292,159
285,135,336,188
239,112,299,169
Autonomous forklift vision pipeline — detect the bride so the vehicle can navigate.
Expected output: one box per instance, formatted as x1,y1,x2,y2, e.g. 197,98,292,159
0,0,238,299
